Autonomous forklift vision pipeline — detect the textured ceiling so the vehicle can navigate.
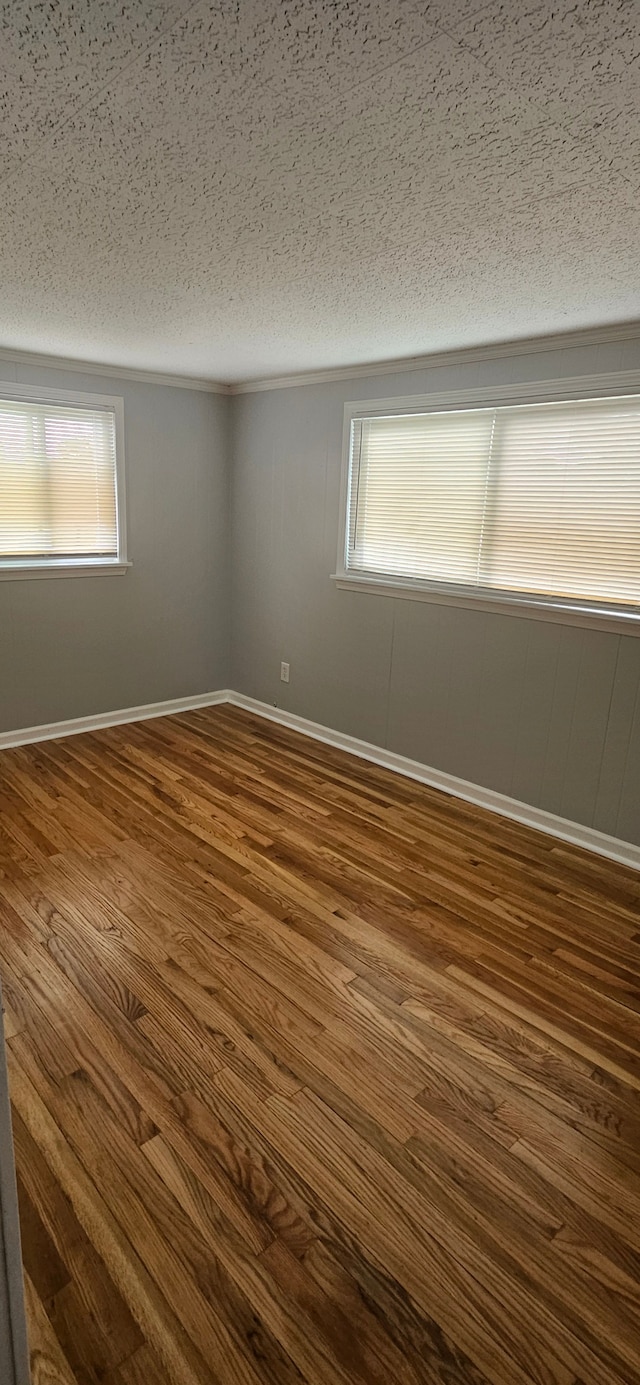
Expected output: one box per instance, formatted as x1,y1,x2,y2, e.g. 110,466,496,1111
0,0,639,383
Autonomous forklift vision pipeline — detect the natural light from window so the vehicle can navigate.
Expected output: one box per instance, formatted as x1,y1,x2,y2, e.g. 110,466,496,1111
0,394,120,567
344,395,640,612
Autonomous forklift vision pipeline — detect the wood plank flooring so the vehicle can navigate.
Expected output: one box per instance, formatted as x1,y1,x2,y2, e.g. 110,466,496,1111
0,704,639,1384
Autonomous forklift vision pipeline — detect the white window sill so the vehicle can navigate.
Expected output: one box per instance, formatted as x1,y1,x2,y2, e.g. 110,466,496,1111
0,561,131,582
331,573,640,637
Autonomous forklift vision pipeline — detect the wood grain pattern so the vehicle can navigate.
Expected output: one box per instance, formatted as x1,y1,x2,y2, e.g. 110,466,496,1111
1,704,639,1383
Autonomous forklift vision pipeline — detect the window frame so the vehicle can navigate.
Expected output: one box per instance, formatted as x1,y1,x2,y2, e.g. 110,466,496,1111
333,371,640,636
0,380,130,580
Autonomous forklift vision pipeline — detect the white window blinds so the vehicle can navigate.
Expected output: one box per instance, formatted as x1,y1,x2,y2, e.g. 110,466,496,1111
346,395,640,610
0,396,119,562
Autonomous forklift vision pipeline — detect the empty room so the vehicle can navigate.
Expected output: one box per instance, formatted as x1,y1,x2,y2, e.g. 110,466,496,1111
1,1,640,1382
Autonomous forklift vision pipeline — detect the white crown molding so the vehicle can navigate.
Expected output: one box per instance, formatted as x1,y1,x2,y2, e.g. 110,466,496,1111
228,320,640,395
0,345,231,394
3,321,640,397
0,690,231,750
227,693,640,872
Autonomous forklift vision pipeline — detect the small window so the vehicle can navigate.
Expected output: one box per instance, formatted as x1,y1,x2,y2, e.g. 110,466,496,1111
0,384,127,576
337,386,640,625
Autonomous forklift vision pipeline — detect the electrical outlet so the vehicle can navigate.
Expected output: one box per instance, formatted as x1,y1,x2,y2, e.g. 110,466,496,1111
280,661,290,683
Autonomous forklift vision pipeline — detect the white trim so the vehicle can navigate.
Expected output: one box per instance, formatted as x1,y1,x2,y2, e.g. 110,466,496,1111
335,377,640,637
0,379,127,409
0,691,230,750
229,321,640,395
113,391,128,565
3,322,640,397
227,694,640,872
342,372,640,416
0,345,230,394
0,688,638,869
0,561,131,581
331,575,640,637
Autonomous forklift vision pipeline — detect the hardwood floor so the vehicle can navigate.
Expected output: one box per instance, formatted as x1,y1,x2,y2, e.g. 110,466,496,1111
0,704,639,1384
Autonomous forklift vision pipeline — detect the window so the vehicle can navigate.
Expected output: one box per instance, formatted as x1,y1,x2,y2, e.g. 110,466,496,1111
336,380,640,629
0,383,127,578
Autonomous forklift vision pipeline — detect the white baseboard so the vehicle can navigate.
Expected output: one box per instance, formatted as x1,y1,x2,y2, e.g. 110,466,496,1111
1,687,638,871
227,692,640,872
0,690,231,751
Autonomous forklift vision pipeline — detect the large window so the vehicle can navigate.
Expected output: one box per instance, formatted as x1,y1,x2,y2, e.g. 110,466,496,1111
336,382,640,627
0,384,127,577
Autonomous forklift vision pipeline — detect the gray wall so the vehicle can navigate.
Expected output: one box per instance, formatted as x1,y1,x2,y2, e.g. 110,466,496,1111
230,336,640,846
0,360,230,733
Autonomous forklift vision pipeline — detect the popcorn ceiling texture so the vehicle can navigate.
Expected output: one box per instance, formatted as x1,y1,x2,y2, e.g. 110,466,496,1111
0,0,638,382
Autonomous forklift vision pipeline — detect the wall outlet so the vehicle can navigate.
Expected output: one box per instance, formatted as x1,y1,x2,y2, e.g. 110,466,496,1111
280,661,290,683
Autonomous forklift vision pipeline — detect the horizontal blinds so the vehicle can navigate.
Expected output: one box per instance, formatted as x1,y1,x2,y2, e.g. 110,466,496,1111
0,397,118,560
347,395,640,608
